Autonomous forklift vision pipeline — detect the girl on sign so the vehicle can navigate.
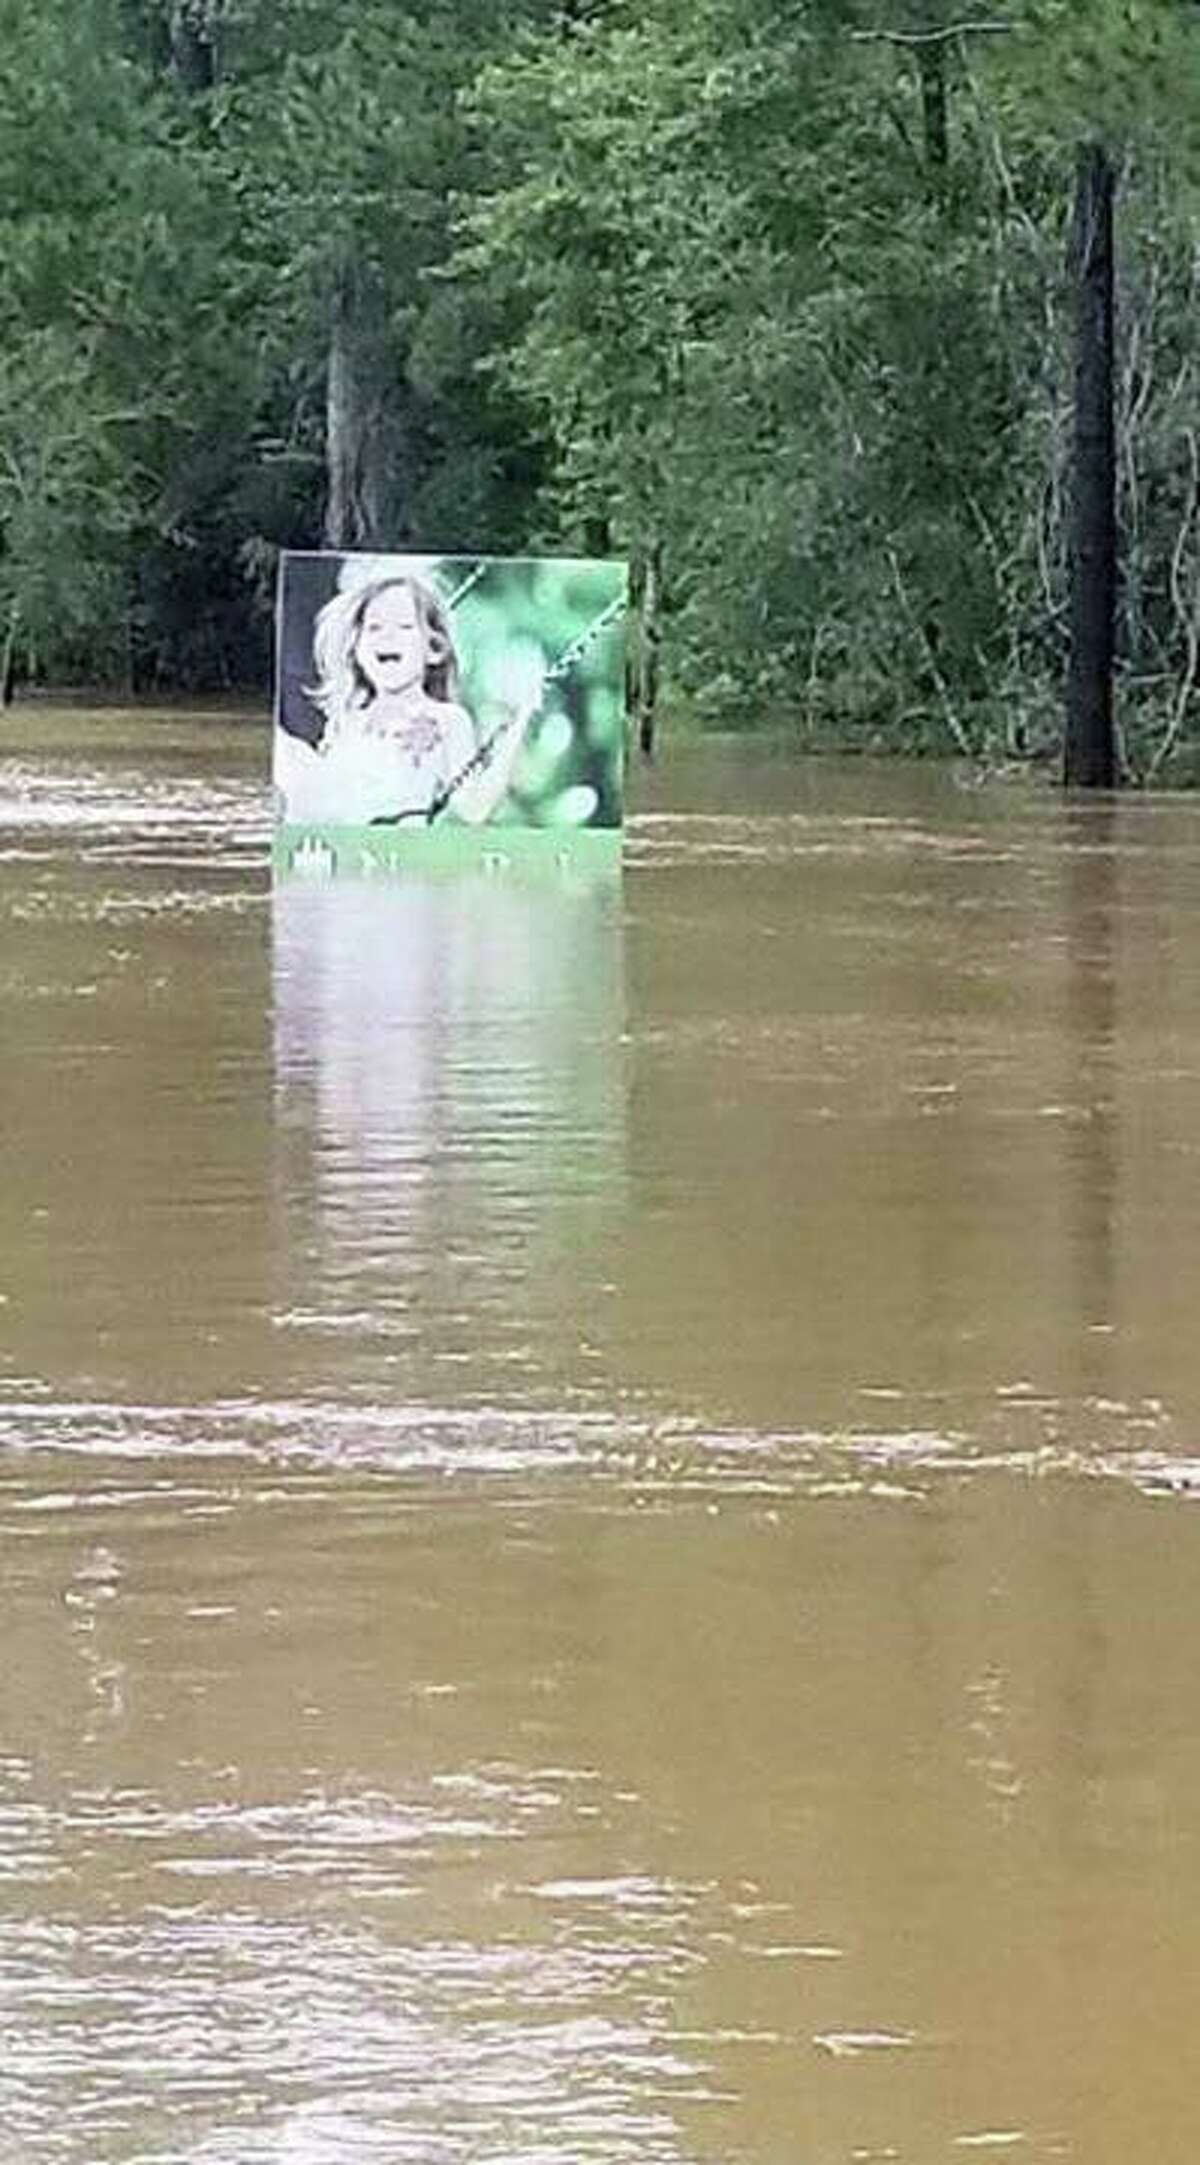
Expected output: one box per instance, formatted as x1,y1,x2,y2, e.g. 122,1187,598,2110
277,563,529,827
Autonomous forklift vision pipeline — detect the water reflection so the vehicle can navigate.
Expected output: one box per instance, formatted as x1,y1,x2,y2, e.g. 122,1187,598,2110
1061,803,1120,1381
270,865,626,1406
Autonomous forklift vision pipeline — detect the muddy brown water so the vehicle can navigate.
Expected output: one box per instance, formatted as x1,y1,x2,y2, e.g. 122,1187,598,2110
4,708,1200,2163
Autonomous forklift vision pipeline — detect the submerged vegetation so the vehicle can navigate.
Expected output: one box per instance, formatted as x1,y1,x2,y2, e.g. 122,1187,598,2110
3,0,1200,774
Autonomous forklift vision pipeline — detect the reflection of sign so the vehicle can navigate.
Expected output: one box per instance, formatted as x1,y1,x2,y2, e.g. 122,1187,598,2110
274,552,626,838
273,870,625,1164
271,868,626,1387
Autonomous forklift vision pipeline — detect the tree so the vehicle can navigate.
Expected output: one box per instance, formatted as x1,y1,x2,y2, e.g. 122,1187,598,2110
1064,139,1117,786
210,0,556,557
459,0,1046,745
456,0,1200,770
7,0,1200,777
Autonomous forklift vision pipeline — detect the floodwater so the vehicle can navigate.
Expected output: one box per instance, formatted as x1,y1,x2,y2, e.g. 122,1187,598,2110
3,709,1200,2164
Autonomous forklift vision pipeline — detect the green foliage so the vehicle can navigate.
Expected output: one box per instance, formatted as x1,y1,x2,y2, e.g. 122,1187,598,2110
206,0,554,555
457,0,1200,768
0,0,273,682
4,0,1200,779
0,329,136,673
0,0,550,689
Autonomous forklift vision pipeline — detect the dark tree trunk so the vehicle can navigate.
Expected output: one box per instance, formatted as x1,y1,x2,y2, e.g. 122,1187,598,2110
324,264,405,549
169,2,215,91
637,540,662,760
1064,141,1118,789
1,605,19,706
325,271,358,551
324,269,381,549
624,555,642,739
916,42,948,186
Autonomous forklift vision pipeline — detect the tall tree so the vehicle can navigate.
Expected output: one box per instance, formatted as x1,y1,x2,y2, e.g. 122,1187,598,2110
217,0,555,556
1064,139,1117,787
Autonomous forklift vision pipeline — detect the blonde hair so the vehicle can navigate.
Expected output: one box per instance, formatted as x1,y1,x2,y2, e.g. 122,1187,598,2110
306,570,461,742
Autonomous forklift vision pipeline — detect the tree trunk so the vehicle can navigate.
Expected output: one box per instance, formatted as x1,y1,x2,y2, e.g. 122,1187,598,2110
322,264,400,549
916,42,948,189
169,1,215,91
637,540,662,760
624,554,642,740
1,604,19,706
1064,141,1118,789
325,270,357,550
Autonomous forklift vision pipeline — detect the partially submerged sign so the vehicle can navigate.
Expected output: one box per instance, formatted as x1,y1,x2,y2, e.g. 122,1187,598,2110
273,552,626,867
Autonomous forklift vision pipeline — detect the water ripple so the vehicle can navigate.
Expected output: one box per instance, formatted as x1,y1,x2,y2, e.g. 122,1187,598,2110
0,1387,1191,1506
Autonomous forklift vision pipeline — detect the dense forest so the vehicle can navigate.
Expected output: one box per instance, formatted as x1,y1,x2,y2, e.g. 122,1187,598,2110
3,0,1200,773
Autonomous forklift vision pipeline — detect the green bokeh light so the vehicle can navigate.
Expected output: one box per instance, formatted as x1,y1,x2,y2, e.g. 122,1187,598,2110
447,555,627,830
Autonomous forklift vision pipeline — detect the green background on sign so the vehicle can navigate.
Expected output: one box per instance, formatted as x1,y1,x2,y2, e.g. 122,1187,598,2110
444,556,625,830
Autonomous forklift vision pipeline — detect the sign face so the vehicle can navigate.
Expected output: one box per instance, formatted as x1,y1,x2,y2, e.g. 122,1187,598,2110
273,552,626,841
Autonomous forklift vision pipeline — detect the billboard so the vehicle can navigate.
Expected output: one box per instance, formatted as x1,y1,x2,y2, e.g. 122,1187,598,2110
273,552,626,856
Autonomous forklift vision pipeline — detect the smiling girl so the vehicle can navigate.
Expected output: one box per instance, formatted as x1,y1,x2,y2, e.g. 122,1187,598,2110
277,563,531,827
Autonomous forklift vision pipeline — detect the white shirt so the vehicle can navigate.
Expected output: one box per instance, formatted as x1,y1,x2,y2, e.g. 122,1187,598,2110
274,703,477,825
